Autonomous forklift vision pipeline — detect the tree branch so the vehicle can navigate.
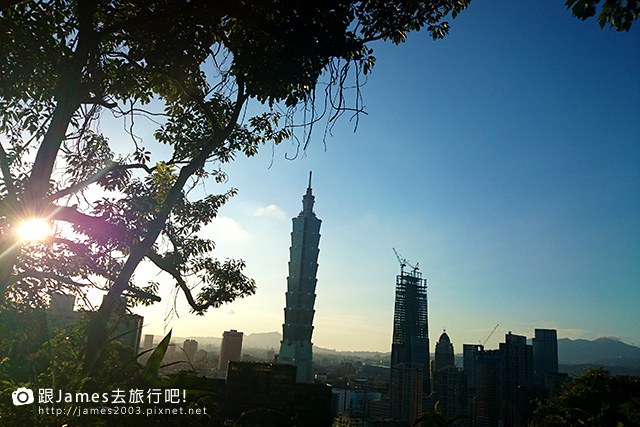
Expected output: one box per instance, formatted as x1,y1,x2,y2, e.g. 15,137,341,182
46,163,154,202
49,236,120,281
80,96,117,109
11,270,93,288
51,206,127,240
0,0,27,12
0,142,17,199
145,250,205,312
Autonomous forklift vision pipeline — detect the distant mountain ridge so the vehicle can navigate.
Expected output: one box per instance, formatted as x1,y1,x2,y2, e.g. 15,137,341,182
244,331,281,349
558,337,640,366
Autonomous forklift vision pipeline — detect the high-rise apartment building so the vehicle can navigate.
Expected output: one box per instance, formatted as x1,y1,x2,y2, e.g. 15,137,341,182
390,363,424,426
278,173,322,383
532,328,558,386
390,265,430,395
218,329,243,374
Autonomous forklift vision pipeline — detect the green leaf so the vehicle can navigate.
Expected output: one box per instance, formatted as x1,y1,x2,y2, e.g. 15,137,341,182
138,329,172,386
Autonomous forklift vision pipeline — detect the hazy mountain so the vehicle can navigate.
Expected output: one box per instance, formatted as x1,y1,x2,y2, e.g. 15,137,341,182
241,333,391,360
558,337,640,366
164,334,639,372
243,331,282,349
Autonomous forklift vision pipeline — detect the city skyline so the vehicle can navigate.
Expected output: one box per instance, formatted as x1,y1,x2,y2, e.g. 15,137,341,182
112,0,638,352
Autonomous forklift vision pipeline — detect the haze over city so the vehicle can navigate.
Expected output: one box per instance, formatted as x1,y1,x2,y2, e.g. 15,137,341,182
109,0,640,352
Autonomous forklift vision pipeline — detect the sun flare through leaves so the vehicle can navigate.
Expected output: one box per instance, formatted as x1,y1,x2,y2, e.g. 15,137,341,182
17,218,50,242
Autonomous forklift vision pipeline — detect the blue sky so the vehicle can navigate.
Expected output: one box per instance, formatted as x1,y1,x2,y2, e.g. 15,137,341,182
133,0,640,352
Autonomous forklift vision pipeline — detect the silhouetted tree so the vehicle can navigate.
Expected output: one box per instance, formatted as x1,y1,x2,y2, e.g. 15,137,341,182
529,367,640,426
0,0,471,375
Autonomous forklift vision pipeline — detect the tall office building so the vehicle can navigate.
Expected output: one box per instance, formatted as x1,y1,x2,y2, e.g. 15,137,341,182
433,331,466,424
142,334,154,352
532,329,558,386
164,343,176,362
435,330,455,371
390,264,430,395
218,329,244,374
463,344,484,390
499,332,533,426
433,366,467,424
475,351,503,427
278,172,322,383
183,339,199,363
463,343,484,425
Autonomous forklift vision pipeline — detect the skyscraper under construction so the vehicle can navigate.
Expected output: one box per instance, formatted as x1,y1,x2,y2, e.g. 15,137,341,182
390,253,431,400
278,172,321,383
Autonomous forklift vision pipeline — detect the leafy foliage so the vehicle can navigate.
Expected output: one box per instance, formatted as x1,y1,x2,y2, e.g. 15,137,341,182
414,401,467,426
0,306,227,426
566,0,639,31
137,329,172,387
0,305,140,426
529,367,640,426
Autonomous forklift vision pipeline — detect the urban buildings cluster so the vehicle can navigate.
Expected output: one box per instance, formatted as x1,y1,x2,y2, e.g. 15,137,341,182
46,175,569,426
275,176,567,426
141,177,567,426
329,264,566,427
139,329,244,377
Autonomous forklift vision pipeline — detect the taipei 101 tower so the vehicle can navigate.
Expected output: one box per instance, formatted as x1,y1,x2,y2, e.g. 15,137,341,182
278,172,321,383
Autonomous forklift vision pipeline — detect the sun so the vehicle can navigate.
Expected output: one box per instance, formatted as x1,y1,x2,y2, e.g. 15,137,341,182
18,218,51,241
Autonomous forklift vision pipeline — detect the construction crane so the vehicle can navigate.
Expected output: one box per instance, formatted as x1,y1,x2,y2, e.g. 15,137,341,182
393,248,419,275
481,323,500,347
393,247,406,274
